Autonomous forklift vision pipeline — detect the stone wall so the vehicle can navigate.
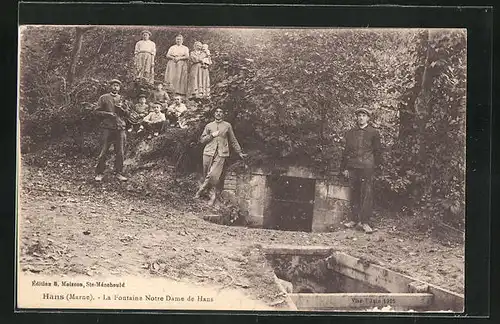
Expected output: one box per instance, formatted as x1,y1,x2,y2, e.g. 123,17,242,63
312,178,351,232
266,254,385,294
224,166,351,232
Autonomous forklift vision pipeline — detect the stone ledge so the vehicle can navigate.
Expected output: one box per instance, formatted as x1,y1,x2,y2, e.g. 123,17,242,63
289,293,434,310
326,251,464,311
261,245,336,256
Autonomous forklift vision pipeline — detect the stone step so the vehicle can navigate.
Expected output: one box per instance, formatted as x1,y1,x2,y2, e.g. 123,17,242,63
262,245,335,256
288,293,433,310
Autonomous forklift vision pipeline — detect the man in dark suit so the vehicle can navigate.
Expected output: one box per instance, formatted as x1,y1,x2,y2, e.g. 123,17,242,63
341,108,382,233
94,79,130,182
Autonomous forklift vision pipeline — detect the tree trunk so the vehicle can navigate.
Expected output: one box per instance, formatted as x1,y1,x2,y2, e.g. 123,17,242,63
67,27,91,86
416,31,439,192
67,27,93,153
415,30,436,117
399,30,439,201
398,30,429,141
395,29,430,203
414,32,439,152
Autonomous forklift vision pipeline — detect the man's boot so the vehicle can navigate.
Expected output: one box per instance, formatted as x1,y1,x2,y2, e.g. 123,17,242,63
116,174,128,181
208,190,217,206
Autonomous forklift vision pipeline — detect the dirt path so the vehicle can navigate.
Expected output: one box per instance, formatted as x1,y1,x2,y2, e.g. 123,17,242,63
18,155,464,308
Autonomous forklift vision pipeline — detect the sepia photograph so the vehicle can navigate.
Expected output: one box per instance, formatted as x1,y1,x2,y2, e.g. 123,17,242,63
17,25,466,312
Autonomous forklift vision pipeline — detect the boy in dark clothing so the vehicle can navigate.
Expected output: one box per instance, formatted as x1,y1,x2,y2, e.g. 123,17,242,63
94,79,130,182
165,95,188,128
149,82,170,111
143,103,166,138
127,94,150,133
340,108,382,234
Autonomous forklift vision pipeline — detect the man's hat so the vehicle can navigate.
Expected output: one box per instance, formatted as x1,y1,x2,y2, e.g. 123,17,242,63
354,108,372,116
109,79,122,86
141,30,152,36
138,93,147,98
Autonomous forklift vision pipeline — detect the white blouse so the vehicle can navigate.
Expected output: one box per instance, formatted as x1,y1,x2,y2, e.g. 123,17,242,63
167,44,189,58
135,40,156,56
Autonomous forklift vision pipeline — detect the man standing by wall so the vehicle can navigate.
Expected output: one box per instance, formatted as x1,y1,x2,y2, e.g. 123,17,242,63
341,108,382,234
94,79,129,182
195,108,246,205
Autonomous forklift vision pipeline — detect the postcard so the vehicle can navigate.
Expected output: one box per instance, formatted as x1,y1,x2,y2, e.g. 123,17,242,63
17,24,466,313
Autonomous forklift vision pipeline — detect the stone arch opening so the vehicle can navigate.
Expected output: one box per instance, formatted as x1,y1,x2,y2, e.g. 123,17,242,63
265,175,316,232
222,167,351,232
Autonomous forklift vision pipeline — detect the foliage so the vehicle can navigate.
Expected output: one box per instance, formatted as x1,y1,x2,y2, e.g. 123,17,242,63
18,26,466,228
373,30,466,229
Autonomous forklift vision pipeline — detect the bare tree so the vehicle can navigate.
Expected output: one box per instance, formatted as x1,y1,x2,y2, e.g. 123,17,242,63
67,26,93,86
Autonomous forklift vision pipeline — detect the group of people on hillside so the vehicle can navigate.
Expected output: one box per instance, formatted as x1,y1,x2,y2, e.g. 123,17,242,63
93,78,245,207
135,31,212,99
94,73,381,233
126,81,188,138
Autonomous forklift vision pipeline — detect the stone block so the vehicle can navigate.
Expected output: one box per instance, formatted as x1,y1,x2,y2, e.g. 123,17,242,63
312,209,344,232
328,185,350,201
203,214,222,224
246,214,264,227
249,198,265,218
238,198,250,217
315,181,329,199
286,166,316,179
408,281,429,293
221,190,238,205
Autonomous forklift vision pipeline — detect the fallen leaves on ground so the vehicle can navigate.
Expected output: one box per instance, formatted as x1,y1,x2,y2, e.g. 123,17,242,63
18,154,464,307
